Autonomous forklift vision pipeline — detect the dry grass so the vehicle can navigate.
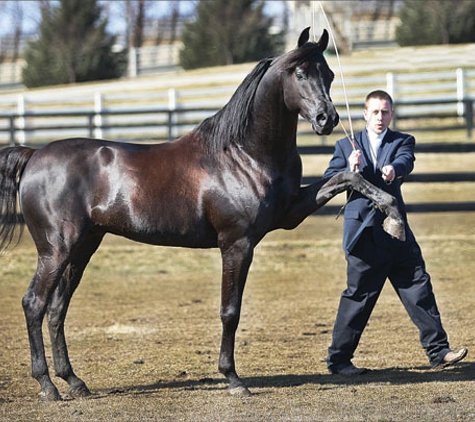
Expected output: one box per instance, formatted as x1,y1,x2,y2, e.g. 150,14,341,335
1,209,475,421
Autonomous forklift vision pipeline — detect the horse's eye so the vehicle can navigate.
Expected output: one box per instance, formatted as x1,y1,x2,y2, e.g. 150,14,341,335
296,71,305,80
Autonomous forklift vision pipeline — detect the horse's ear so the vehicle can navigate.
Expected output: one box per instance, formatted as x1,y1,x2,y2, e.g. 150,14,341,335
316,29,329,52
297,27,311,48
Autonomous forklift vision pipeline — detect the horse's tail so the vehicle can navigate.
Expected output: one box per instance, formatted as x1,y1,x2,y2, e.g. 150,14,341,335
0,146,35,252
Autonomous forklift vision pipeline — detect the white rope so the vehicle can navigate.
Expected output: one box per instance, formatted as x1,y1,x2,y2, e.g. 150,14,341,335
314,1,359,216
316,1,355,148
311,1,317,42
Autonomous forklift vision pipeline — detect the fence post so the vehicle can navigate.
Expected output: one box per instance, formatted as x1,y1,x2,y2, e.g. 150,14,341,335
386,72,395,98
88,114,94,138
94,92,103,139
168,88,177,141
8,116,15,146
386,72,397,129
17,94,26,145
456,68,465,117
128,47,139,77
465,99,473,139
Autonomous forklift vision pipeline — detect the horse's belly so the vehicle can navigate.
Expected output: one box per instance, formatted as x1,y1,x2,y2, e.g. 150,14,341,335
118,222,219,249
92,200,219,248
123,232,218,248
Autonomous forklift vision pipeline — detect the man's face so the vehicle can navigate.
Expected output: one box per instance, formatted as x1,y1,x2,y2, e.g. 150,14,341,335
364,98,394,135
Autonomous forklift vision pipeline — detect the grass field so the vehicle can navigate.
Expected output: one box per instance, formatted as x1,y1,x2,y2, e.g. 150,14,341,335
1,208,475,421
1,35,474,420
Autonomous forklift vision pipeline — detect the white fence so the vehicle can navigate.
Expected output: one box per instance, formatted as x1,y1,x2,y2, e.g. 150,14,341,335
0,68,474,146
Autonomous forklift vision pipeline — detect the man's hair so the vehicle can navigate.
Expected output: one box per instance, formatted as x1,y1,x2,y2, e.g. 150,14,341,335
365,90,393,109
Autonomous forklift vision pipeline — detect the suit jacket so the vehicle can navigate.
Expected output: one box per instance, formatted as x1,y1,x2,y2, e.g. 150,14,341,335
324,128,416,254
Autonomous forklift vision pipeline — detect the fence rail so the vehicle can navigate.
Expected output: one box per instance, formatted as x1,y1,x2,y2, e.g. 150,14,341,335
0,67,475,144
0,98,474,147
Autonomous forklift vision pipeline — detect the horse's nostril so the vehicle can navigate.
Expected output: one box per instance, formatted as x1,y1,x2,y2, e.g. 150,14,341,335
317,113,327,126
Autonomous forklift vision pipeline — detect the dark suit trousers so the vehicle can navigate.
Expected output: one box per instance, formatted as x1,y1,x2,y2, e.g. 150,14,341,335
327,228,450,369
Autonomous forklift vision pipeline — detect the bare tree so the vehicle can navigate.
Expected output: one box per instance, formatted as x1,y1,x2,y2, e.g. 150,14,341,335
38,0,53,16
11,0,24,62
155,1,182,46
125,0,146,49
0,0,25,64
0,2,7,64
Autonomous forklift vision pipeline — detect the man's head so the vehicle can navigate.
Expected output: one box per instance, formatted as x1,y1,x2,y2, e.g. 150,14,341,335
364,90,394,135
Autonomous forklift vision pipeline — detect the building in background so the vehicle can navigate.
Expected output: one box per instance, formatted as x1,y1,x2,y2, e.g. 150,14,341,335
286,0,402,53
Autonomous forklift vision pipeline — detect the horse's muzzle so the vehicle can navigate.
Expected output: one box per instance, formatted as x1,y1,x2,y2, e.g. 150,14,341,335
313,110,339,135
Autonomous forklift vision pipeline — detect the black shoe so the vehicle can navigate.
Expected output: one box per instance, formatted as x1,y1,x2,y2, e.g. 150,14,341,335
329,363,368,376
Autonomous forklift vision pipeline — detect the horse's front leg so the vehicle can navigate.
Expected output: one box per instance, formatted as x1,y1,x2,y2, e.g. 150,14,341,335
276,172,405,241
276,181,326,229
316,172,405,240
218,238,254,397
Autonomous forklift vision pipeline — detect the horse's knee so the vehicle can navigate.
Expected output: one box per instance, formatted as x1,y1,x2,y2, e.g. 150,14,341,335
389,195,398,208
22,290,33,312
22,290,44,323
380,193,399,216
220,307,240,330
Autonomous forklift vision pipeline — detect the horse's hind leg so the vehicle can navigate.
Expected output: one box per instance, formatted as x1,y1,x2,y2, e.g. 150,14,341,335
22,253,71,401
46,231,104,399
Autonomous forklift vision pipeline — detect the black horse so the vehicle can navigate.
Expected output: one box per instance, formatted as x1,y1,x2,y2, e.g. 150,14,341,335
0,28,404,400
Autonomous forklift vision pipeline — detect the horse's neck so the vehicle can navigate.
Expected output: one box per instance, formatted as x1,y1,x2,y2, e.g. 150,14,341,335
251,78,299,157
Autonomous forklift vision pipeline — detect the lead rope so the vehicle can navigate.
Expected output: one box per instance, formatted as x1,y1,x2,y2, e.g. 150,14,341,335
315,1,357,219
316,1,356,151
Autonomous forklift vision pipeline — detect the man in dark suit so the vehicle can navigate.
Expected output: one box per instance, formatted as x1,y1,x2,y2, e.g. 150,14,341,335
324,90,467,375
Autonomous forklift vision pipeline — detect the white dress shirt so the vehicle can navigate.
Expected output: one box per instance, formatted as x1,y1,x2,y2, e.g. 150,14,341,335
366,128,387,170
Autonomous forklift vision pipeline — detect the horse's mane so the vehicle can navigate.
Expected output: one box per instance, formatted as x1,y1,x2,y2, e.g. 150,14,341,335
195,57,273,155
195,42,324,155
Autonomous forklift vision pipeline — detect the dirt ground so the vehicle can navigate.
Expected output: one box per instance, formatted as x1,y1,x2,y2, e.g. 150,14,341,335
1,213,475,421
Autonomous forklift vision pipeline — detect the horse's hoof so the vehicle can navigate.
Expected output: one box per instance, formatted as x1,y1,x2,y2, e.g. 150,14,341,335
228,385,252,397
67,384,92,399
383,217,406,241
38,388,62,401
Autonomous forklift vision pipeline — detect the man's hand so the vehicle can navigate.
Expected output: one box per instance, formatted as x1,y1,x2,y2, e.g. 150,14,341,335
382,165,395,183
349,150,361,172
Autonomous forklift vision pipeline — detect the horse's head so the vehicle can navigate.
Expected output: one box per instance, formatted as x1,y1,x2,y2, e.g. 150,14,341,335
280,27,339,136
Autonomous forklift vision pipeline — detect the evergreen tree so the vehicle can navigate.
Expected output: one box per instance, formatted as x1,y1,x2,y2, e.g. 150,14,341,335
179,0,285,70
396,0,475,46
22,0,125,88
